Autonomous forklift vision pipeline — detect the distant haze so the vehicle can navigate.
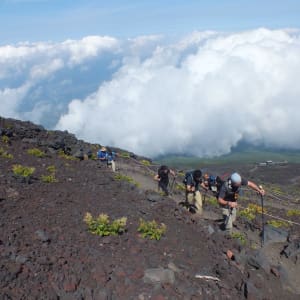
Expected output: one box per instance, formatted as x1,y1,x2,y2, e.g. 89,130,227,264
1,28,300,157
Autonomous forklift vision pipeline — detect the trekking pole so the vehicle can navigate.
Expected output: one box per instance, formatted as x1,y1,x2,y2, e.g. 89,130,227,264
259,185,265,247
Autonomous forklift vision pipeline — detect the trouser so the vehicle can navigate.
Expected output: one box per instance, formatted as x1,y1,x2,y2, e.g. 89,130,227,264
222,207,237,232
107,160,116,172
186,191,202,214
159,179,169,195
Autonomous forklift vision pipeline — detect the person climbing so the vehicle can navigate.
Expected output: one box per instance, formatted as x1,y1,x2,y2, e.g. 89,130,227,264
154,165,176,196
202,173,224,197
97,146,116,172
183,169,204,214
218,172,265,233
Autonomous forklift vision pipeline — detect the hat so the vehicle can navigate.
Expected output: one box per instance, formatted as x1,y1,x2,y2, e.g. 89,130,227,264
100,146,107,151
230,172,241,184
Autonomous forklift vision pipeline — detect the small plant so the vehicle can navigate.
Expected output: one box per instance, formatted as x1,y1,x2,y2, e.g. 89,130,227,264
119,152,130,159
138,219,166,240
141,159,151,166
1,135,9,143
206,196,218,206
41,165,57,183
12,164,35,178
27,148,45,158
41,174,57,183
84,213,127,236
0,147,13,159
175,183,186,191
267,219,290,228
58,149,77,160
114,173,139,186
287,209,300,217
239,203,266,221
231,232,246,245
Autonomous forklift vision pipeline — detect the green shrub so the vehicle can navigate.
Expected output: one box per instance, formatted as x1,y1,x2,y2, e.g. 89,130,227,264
206,196,218,206
27,148,45,157
119,152,130,159
267,219,290,228
46,165,56,174
1,135,9,143
239,203,265,221
84,213,127,236
231,232,246,245
114,173,139,186
175,183,186,191
58,149,77,160
138,219,166,240
12,164,35,177
287,209,300,217
0,147,13,159
141,159,151,166
41,174,57,183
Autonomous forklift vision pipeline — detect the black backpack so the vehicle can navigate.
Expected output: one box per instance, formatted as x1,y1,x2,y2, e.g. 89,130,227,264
158,165,169,178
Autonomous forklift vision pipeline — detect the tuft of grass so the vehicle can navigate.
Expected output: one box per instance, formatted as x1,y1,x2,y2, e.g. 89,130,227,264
231,232,246,245
27,148,46,158
41,165,57,183
267,219,290,228
119,152,130,159
175,183,186,191
1,135,9,143
0,147,13,159
140,159,151,166
239,203,266,221
206,196,218,206
12,164,35,178
114,173,139,187
138,219,166,240
58,149,77,160
286,209,300,217
83,213,127,236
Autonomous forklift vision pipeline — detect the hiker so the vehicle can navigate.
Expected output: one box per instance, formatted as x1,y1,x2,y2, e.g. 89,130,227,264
218,172,265,233
97,147,116,172
154,165,176,196
183,169,204,214
202,173,224,197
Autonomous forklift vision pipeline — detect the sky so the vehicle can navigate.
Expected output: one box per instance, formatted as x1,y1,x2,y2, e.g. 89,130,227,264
1,1,300,157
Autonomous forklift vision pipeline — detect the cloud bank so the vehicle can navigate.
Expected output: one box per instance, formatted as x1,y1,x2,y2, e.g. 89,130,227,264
1,29,300,157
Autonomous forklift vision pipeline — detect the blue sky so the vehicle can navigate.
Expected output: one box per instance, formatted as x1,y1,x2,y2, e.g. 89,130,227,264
1,0,300,44
1,0,300,157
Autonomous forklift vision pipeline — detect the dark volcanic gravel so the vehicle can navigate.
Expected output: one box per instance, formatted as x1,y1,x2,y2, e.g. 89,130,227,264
1,117,299,299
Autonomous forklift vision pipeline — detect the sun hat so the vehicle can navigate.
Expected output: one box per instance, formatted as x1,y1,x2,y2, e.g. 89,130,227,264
230,172,241,184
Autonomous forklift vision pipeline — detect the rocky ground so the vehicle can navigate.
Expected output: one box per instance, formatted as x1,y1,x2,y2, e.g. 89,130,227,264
1,117,300,300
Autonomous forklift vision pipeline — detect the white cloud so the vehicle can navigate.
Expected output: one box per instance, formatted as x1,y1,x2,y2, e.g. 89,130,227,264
56,28,300,157
1,29,300,157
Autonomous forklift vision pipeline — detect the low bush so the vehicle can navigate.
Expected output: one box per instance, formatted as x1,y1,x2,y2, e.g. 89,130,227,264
138,219,166,240
12,164,35,178
267,219,290,228
27,148,45,158
84,213,127,236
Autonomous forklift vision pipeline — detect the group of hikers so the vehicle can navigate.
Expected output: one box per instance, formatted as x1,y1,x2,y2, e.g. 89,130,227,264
154,165,265,233
97,146,116,172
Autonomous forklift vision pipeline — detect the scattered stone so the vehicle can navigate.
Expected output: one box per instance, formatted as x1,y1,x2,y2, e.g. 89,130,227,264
35,230,50,243
143,268,175,285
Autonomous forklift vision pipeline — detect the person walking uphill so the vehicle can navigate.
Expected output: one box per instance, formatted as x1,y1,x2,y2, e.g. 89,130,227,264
154,165,176,196
183,169,204,214
218,172,265,233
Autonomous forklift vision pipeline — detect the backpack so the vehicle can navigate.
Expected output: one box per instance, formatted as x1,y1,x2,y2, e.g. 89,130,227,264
158,165,169,178
183,171,194,186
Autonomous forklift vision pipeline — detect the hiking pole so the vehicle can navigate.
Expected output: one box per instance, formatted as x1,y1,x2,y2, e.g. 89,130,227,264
259,185,265,247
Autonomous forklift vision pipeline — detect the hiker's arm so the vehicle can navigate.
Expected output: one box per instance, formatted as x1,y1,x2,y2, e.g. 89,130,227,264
218,196,237,208
186,184,195,192
154,174,160,181
200,181,208,191
248,181,265,196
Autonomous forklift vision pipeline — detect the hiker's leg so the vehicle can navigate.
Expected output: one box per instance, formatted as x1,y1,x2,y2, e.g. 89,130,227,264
222,207,236,232
187,192,194,205
111,160,116,172
194,191,203,214
160,180,169,195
